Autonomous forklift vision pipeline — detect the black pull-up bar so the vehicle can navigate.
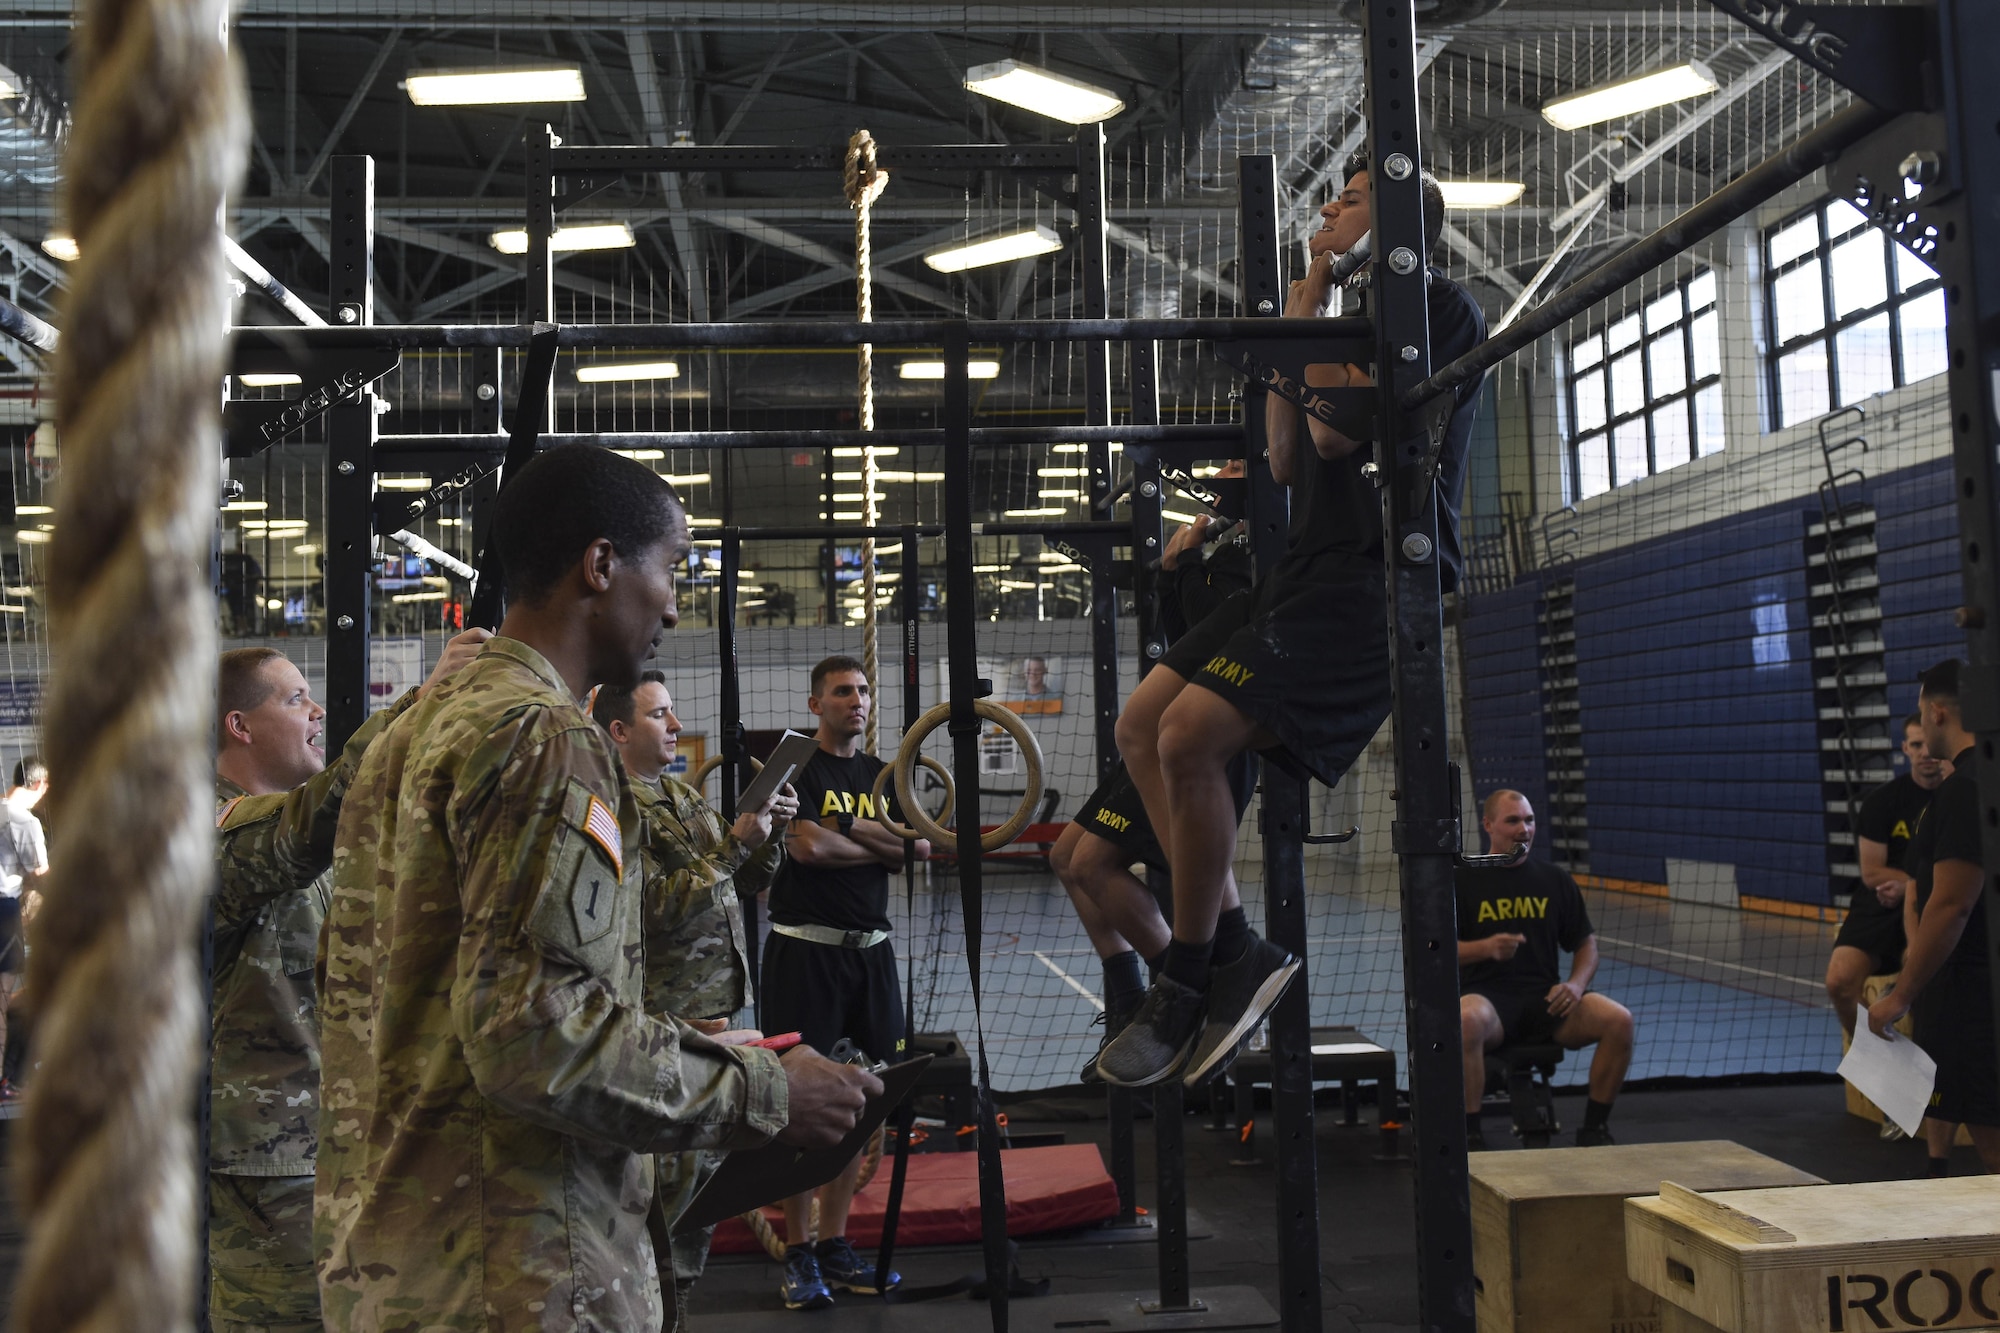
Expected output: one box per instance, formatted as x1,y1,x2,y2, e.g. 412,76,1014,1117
1403,100,1894,411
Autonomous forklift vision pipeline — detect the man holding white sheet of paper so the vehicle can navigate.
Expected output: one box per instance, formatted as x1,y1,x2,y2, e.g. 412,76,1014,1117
1869,658,2000,1173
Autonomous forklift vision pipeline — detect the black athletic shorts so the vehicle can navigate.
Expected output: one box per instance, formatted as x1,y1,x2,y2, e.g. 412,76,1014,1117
1470,987,1564,1047
0,896,23,974
759,931,906,1065
1913,963,2000,1127
1158,570,1391,789
1074,757,1257,873
1832,887,1906,973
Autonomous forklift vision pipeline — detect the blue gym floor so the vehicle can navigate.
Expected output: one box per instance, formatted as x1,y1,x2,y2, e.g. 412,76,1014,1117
851,851,1843,1092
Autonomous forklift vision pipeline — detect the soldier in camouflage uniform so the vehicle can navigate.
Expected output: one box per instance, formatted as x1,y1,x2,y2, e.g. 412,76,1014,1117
210,633,485,1332
314,444,878,1333
592,671,798,1329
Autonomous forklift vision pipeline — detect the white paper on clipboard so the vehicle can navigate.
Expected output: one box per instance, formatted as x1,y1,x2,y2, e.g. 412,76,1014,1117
735,730,822,813
1838,1020,1937,1138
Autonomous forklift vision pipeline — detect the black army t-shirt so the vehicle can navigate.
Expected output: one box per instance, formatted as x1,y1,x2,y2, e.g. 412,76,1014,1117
1912,747,1987,971
1849,772,1937,924
1456,859,1593,997
1274,270,1488,595
769,747,893,934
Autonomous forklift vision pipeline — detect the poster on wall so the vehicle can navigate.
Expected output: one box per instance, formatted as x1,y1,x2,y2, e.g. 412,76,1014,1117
981,654,1065,715
369,638,427,714
980,727,1019,775
0,679,41,761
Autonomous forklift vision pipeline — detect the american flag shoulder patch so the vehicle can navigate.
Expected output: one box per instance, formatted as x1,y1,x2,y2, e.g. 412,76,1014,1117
215,796,245,828
581,793,623,878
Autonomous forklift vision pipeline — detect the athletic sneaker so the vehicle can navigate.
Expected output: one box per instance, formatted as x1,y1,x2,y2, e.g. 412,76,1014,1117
780,1245,834,1311
1575,1125,1616,1147
816,1236,899,1294
1079,1006,1138,1085
1181,936,1300,1086
1096,974,1206,1087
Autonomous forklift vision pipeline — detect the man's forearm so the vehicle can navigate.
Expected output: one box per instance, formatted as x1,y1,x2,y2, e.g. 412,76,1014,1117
1566,938,1599,992
1263,393,1302,487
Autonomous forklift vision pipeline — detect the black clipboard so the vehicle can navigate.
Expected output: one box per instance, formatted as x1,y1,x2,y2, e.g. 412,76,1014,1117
673,1053,933,1233
735,729,821,813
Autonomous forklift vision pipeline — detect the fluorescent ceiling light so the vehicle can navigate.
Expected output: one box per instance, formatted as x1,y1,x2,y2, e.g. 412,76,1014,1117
14,505,50,516
1004,507,1067,517
832,446,899,457
436,518,465,526
577,360,679,382
663,473,710,486
1037,551,1077,562
292,543,320,555
0,605,25,615
41,232,77,262
924,226,1064,274
1438,181,1526,209
404,66,585,107
687,517,722,527
900,359,1003,378
1037,489,1081,499
974,564,1008,573
392,591,448,603
237,372,302,387
964,59,1124,124
1161,509,1201,523
15,531,49,544
220,500,268,512
490,223,635,255
832,511,864,520
614,449,665,461
376,477,433,490
1542,61,1718,131
1037,467,1086,477
0,69,17,99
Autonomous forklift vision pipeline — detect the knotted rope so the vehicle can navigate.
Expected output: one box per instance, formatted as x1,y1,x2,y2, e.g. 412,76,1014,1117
844,129,887,752
14,0,244,1326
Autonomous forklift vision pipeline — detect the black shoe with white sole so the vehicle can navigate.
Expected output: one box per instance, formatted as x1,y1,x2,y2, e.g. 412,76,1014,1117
1181,936,1299,1087
1095,974,1206,1087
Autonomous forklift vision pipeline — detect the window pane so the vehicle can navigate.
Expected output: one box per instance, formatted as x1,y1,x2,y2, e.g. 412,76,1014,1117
1773,259,1826,344
1613,420,1649,487
1610,351,1645,417
1646,289,1683,332
1898,288,1947,383
1835,313,1894,405
1690,311,1721,381
1652,403,1693,471
1769,215,1820,268
1894,244,1939,293
1607,313,1642,354
1574,369,1607,432
1829,230,1889,319
1577,434,1611,500
1648,332,1687,397
1687,270,1717,311
1572,333,1605,371
1778,342,1831,427
1825,197,1868,238
1695,384,1725,456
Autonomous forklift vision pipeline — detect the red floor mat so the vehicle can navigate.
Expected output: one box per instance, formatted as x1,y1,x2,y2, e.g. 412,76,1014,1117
709,1143,1118,1255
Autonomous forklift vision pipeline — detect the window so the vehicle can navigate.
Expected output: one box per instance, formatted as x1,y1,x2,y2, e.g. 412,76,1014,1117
1567,268,1722,501
1764,198,1945,429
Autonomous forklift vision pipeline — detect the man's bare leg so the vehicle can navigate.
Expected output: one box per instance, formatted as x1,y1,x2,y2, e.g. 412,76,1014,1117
1157,685,1270,949
1460,996,1503,1117
1824,945,1874,1039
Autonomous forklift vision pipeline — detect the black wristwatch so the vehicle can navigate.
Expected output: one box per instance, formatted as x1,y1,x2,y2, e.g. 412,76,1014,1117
837,812,856,835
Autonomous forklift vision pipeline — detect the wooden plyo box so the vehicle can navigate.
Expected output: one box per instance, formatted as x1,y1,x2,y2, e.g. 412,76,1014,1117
1470,1141,1822,1333
1627,1176,2000,1332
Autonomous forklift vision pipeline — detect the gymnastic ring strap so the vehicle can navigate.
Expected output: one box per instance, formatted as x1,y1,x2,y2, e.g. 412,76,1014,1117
893,700,1044,853
869,753,955,841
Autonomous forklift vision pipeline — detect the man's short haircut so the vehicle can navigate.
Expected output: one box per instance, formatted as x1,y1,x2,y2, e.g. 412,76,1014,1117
218,647,287,728
812,654,868,697
1904,711,1924,735
1481,788,1530,822
1342,150,1446,259
591,669,667,731
1920,657,1963,713
491,444,684,606
12,757,46,789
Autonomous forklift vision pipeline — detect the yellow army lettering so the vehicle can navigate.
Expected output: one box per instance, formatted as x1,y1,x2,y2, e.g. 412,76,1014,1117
1094,809,1132,834
1475,896,1550,923
1201,655,1256,688
817,790,879,820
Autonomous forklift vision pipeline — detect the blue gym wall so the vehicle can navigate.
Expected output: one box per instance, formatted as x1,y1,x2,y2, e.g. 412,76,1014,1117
1462,453,1960,904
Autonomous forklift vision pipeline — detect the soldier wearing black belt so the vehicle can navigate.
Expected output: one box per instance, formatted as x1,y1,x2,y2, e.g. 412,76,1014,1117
762,653,929,1310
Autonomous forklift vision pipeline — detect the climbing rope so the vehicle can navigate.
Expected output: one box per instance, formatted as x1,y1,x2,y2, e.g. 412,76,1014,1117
740,1126,886,1260
844,129,888,752
14,0,245,1327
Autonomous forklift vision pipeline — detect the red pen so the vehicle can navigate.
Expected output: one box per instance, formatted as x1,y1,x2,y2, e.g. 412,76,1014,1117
749,1031,803,1052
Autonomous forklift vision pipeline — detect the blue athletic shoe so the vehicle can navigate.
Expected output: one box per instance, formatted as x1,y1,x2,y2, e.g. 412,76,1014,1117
781,1244,835,1311
816,1236,899,1294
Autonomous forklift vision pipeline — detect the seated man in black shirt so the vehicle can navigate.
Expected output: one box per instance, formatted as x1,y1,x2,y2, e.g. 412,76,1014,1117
1826,713,1946,1039
763,654,927,1310
1099,152,1490,1089
1458,791,1634,1149
1869,659,2000,1174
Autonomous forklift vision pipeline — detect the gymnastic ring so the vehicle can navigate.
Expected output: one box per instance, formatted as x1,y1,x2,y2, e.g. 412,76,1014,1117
894,700,1045,853
689,753,761,796
869,754,955,841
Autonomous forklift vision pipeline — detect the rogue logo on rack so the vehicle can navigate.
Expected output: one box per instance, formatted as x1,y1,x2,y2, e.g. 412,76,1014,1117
1711,2,1848,64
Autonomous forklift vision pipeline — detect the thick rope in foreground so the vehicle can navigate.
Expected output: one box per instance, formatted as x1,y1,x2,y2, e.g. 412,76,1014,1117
844,129,888,753
13,0,245,1327
742,1127,887,1260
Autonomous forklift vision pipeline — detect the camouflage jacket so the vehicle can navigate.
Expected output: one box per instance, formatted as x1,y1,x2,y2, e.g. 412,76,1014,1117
210,693,410,1176
635,774,780,1022
314,637,788,1333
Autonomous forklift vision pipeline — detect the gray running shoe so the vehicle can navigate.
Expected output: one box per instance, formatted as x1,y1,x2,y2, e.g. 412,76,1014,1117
1096,974,1206,1087
1181,936,1299,1086
1080,1005,1138,1085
